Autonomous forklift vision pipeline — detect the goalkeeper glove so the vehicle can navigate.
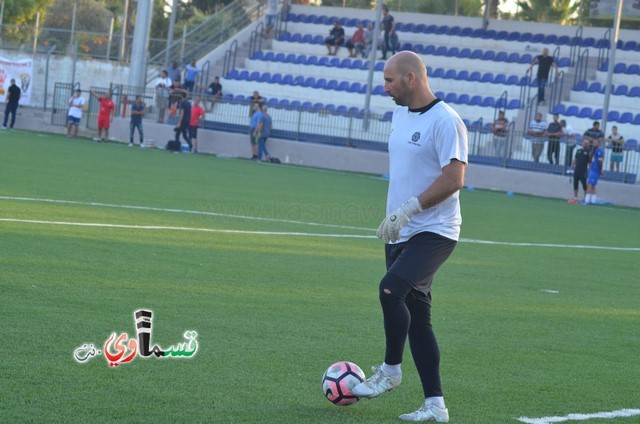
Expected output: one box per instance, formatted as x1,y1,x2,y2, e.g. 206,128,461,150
376,196,422,243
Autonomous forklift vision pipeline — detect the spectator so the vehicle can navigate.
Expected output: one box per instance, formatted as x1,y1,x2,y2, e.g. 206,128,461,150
168,62,181,85
183,58,199,93
545,113,563,164
606,125,624,172
256,105,272,162
2,78,21,129
380,6,396,60
263,0,279,38
560,119,576,168
189,97,205,154
585,137,604,205
201,76,222,112
249,91,265,117
249,102,263,161
583,121,604,153
325,20,345,56
66,89,85,138
527,112,547,163
129,96,145,147
491,110,509,158
169,80,187,114
346,22,366,58
90,89,115,143
173,92,192,151
569,138,590,203
155,70,173,123
528,48,560,104
362,21,376,59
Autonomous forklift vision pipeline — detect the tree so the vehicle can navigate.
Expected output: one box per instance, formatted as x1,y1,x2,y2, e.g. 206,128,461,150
0,0,51,45
516,0,579,24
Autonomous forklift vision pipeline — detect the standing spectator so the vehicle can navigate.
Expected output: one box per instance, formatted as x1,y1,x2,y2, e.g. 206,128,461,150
66,89,85,138
189,97,205,154
249,102,263,161
169,80,188,115
585,138,604,205
2,79,21,129
545,113,563,164
249,91,265,116
173,92,192,151
263,0,279,38
203,76,223,112
168,62,181,85
155,70,172,123
528,48,560,104
527,112,547,163
583,121,604,152
325,20,345,56
491,110,509,158
183,58,200,93
569,138,590,203
346,22,366,58
560,119,576,168
256,105,272,162
606,125,624,172
351,51,467,423
129,96,145,147
90,89,115,143
380,6,396,60
362,21,376,58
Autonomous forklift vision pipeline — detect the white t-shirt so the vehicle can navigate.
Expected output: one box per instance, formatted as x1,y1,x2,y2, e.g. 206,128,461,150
266,0,279,15
68,95,85,118
386,100,468,242
155,76,173,98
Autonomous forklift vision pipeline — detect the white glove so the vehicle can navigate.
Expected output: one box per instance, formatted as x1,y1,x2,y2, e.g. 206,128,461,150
376,196,422,243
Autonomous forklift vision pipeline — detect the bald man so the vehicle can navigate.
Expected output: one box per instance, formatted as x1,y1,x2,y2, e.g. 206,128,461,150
352,51,468,422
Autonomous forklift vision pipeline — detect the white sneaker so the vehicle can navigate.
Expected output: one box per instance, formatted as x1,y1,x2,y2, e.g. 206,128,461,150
128,143,133,147
140,143,145,148
399,403,449,422
351,366,401,398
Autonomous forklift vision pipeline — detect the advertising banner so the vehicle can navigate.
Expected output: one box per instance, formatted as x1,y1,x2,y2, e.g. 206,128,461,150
0,56,33,105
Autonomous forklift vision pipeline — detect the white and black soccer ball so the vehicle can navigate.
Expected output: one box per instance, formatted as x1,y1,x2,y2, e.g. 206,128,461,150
321,361,366,406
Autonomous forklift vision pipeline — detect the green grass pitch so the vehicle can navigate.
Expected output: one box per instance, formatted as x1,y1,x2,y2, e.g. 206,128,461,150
1,130,638,423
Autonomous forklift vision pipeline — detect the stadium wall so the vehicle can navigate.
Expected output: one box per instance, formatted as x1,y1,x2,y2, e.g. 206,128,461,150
10,107,640,209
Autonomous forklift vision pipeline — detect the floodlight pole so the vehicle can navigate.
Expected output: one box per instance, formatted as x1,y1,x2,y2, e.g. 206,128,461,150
601,0,623,135
165,0,179,69
128,0,154,89
363,0,383,131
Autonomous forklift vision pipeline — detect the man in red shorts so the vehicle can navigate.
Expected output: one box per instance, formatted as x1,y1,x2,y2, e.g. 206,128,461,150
90,89,115,143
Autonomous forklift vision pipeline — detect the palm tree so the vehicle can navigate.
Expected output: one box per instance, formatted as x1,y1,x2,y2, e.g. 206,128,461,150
516,0,579,24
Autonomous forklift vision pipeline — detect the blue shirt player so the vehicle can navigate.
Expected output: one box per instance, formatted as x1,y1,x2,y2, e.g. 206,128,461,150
586,138,604,205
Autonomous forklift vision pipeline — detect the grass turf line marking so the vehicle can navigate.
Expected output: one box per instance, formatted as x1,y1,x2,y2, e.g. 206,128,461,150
0,218,377,239
460,238,640,252
517,408,640,423
0,195,374,232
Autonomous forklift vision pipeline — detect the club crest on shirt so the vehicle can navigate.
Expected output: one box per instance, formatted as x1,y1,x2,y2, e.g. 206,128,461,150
409,131,422,146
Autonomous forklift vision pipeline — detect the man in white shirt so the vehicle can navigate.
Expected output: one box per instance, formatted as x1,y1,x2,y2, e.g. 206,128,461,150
67,89,85,138
352,51,468,423
155,70,173,123
263,0,279,37
527,112,547,163
560,119,576,168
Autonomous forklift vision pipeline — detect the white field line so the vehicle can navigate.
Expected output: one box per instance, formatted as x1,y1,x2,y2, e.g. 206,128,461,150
516,408,640,423
1,195,639,251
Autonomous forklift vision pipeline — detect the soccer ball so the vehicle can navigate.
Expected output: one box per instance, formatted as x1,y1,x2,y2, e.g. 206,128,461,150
321,361,366,406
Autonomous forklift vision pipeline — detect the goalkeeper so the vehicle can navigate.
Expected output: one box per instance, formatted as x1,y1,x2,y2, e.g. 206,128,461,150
353,51,468,423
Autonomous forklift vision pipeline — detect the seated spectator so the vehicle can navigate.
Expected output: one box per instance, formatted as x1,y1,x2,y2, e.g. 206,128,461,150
346,22,365,58
491,110,509,158
249,91,265,116
606,125,624,172
561,119,576,168
362,22,376,58
201,76,222,112
527,112,547,163
583,121,604,153
545,113,563,165
325,20,345,56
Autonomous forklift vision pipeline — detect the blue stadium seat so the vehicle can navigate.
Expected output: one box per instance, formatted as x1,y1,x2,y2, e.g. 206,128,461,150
348,82,363,93
434,91,445,99
468,95,482,106
444,93,457,103
447,26,461,36
557,57,570,67
302,77,315,87
312,102,324,110
382,111,393,121
290,33,302,43
336,105,348,115
544,34,558,44
278,99,290,108
614,63,627,73
301,34,313,44
460,27,473,37
597,39,611,49
372,85,385,95
237,70,249,80
506,52,520,63
506,75,520,85
459,48,471,58
496,31,509,40
347,106,360,116
592,109,603,120
281,75,293,85
551,104,565,114
338,17,349,26
470,49,483,59
312,35,324,44
339,58,351,68
625,64,640,74
294,54,306,64
252,51,264,60
614,85,628,96
469,71,481,81
274,52,286,62
329,57,340,67
270,73,282,84
403,23,415,32
318,56,330,66
423,45,435,55
622,40,638,51
431,68,445,78
618,112,633,123
350,59,363,69
258,72,271,83
233,94,245,102
436,25,449,35
314,78,327,89
455,70,469,80
586,82,602,93
375,61,385,71
278,32,291,42
337,81,349,91
326,80,338,90
607,110,620,122
300,101,312,111
564,105,579,116
582,37,596,47
507,99,521,109
471,28,484,38
483,50,496,60
628,87,640,97
573,80,588,91
480,72,494,83
415,23,428,33
306,56,318,66
633,114,640,125
578,107,593,118
434,46,447,56
507,31,520,41
447,47,460,57
483,30,497,39
425,24,438,34
290,100,301,109
519,32,532,42
496,97,508,108
263,51,275,61
444,69,457,79
520,53,533,64
227,69,239,79
558,35,571,45
457,94,470,104
493,74,506,84
482,97,496,107
532,33,545,43
495,51,508,62
624,139,638,150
